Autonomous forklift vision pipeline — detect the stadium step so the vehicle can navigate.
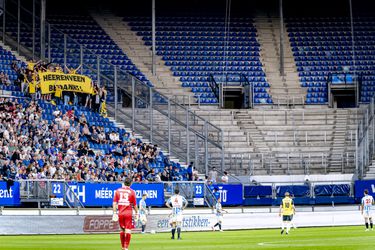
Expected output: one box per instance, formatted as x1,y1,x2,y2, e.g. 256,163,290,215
255,16,306,106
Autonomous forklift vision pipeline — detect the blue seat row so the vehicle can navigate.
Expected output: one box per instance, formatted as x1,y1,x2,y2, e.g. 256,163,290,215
128,16,271,104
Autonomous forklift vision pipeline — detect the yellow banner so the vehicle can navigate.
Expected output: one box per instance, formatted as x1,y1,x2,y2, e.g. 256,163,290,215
39,72,93,94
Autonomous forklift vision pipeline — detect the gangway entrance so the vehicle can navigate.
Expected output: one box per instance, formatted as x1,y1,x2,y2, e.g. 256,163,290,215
210,74,254,109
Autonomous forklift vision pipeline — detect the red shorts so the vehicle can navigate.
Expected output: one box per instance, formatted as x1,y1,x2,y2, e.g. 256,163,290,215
119,214,134,230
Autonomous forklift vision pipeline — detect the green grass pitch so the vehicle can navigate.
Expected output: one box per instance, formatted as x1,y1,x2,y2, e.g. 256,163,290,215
1,226,375,250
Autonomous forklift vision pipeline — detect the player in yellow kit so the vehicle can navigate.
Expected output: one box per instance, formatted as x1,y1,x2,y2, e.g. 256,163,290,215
279,192,295,235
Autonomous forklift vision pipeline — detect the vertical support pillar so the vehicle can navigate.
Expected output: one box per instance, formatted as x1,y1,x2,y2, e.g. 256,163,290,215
131,77,135,132
168,99,171,154
279,0,284,76
349,0,357,77
366,110,369,166
355,127,359,178
32,0,35,59
149,87,153,143
40,0,46,60
63,34,67,70
80,45,83,74
194,134,198,167
97,55,101,87
204,121,209,175
114,66,118,120
47,23,51,62
2,0,6,43
151,0,156,75
17,0,20,53
372,100,375,157
186,108,190,165
221,128,225,172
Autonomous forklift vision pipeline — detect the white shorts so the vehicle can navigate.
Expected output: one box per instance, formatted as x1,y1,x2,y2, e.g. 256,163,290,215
216,215,223,223
363,211,373,219
140,214,147,224
170,214,183,224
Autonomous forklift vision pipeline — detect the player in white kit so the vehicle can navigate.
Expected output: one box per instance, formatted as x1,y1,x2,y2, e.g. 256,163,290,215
361,189,374,231
211,197,227,232
165,189,188,240
139,193,148,234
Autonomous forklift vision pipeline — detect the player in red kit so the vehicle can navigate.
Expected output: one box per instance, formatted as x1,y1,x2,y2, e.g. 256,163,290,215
112,178,138,250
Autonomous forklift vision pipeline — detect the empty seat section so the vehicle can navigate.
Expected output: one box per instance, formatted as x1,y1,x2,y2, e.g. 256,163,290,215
287,17,375,104
126,16,271,104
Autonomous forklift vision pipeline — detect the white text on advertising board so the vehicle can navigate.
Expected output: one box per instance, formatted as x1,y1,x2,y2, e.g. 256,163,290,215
0,187,13,198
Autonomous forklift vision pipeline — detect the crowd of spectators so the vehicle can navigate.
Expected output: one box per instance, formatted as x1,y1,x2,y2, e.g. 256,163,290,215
0,57,231,185
0,97,190,183
11,60,107,113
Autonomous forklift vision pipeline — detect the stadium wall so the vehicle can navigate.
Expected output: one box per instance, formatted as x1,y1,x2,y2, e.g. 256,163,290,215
0,209,364,235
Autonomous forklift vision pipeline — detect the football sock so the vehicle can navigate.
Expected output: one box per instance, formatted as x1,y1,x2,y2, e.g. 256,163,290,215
218,223,222,230
365,223,369,229
371,223,373,229
120,231,125,248
281,223,285,230
142,225,146,232
214,223,219,228
177,227,181,238
171,228,176,238
125,233,131,248
286,223,291,233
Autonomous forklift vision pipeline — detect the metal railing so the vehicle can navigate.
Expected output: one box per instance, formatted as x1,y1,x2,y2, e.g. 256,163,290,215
209,74,220,103
209,73,254,109
163,181,217,208
356,96,375,178
252,108,361,125
272,95,305,107
212,151,356,176
18,180,84,208
247,180,355,200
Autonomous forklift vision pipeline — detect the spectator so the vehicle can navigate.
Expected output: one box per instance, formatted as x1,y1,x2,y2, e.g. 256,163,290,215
221,171,229,183
187,162,193,181
193,167,199,181
208,167,218,183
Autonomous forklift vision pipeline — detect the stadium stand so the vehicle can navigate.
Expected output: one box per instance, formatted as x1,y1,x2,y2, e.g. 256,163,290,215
286,17,375,104
0,44,189,182
0,0,374,218
0,46,26,96
91,13,193,100
0,0,370,179
6,13,153,104
125,16,272,104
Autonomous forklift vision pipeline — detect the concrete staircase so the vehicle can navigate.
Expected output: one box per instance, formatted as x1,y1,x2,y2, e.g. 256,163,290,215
231,108,357,175
328,110,350,173
364,160,375,179
255,17,305,106
90,12,191,99
233,110,271,153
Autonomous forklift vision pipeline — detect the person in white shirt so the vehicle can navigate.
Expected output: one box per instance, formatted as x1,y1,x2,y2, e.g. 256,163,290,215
165,189,188,240
361,189,375,231
212,197,228,232
221,171,229,183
